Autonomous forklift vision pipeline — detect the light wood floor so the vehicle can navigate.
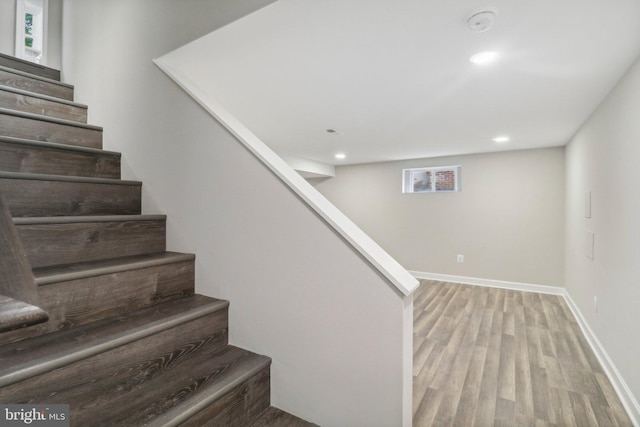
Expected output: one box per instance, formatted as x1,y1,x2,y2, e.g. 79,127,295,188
413,280,633,426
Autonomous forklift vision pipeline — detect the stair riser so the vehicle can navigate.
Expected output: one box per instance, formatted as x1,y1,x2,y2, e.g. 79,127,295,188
0,140,120,179
0,178,141,217
0,69,73,101
0,113,101,149
0,260,195,346
17,219,166,268
182,368,271,427
0,55,61,81
0,309,229,406
84,346,268,426
0,89,87,123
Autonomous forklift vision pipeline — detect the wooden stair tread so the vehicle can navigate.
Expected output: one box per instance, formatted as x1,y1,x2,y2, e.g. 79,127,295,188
0,136,121,180
0,107,101,131
33,252,195,286
0,85,87,108
0,54,61,81
0,171,140,186
0,135,119,157
0,65,69,87
14,214,166,225
0,295,228,387
0,296,48,333
0,66,74,101
0,85,88,123
15,215,166,268
0,107,102,149
144,345,271,427
252,407,319,427
1,172,142,217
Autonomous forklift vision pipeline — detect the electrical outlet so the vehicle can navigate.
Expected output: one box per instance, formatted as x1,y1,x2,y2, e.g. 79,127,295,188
457,254,464,263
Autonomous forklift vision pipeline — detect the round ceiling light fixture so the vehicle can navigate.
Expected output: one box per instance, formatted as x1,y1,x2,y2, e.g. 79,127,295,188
467,11,496,33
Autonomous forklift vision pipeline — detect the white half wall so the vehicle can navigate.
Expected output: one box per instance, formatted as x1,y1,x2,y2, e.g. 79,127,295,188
315,148,566,287
565,53,640,422
62,1,415,425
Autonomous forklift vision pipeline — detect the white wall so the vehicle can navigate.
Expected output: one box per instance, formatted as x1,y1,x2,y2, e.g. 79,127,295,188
316,148,566,287
0,1,16,56
565,54,640,419
61,1,413,426
46,0,62,69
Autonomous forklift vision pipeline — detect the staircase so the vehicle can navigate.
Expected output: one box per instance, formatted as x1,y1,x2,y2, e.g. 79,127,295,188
0,54,315,427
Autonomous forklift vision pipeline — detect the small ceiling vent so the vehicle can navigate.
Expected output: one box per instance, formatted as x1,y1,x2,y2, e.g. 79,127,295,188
467,11,496,33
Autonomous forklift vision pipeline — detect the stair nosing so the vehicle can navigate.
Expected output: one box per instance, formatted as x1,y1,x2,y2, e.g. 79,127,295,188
0,171,140,186
13,214,167,225
0,135,120,157
34,252,196,286
0,65,73,89
147,350,272,427
0,84,88,108
0,298,230,388
0,107,102,131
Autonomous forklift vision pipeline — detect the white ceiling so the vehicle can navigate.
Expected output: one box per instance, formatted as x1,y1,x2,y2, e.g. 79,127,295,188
173,0,640,166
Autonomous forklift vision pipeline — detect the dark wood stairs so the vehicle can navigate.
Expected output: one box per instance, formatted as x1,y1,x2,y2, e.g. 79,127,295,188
0,54,316,426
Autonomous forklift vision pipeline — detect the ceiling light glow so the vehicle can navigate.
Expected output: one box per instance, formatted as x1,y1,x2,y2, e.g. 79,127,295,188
334,153,346,160
469,51,499,65
492,136,510,143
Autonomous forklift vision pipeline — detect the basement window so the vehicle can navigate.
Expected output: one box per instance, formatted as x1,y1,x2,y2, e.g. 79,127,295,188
402,165,461,193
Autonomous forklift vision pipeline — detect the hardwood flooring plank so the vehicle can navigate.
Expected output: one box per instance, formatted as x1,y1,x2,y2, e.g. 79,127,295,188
497,333,516,401
514,304,535,419
474,308,494,348
431,295,485,424
530,365,555,423
413,281,634,427
251,406,318,427
413,387,441,426
568,391,599,427
451,345,487,426
413,336,435,377
472,309,503,426
495,397,516,426
503,310,515,336
594,372,634,427
526,326,546,369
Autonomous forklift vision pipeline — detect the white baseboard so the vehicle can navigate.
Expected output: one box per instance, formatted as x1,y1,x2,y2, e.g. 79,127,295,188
561,292,640,426
410,270,640,426
409,271,565,295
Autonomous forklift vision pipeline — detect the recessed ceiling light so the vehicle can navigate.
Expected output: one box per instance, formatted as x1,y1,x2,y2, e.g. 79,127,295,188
492,136,510,143
469,51,499,65
334,153,346,160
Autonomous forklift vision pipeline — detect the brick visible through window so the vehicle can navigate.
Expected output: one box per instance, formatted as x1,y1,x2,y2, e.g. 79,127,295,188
402,166,461,193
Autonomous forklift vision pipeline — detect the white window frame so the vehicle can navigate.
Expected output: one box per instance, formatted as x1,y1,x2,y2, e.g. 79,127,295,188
15,0,48,64
402,165,461,193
